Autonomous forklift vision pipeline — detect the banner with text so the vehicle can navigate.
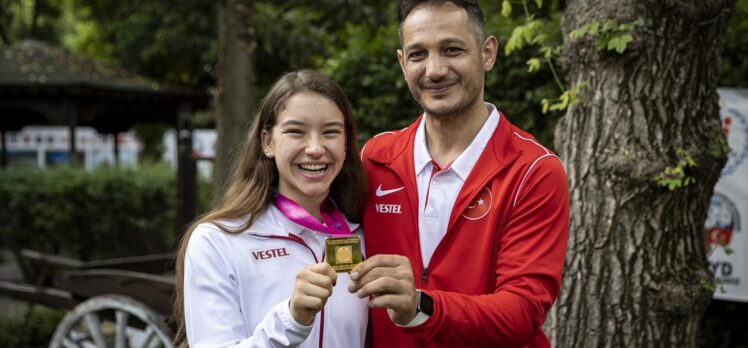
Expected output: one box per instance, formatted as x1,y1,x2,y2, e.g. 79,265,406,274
707,88,748,302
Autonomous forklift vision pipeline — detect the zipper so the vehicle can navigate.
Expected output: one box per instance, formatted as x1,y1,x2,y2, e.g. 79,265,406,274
383,162,427,283
319,310,324,348
421,267,428,284
263,233,325,348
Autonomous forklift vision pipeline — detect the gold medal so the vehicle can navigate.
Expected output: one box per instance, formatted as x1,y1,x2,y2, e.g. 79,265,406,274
326,236,362,272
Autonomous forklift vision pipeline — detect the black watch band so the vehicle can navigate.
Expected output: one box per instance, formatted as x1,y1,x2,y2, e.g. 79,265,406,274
416,290,434,316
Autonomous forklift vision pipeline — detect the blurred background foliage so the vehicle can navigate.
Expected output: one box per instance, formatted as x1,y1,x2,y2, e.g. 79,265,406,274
1,0,567,144
721,0,748,88
0,305,64,347
1,0,748,345
0,164,212,260
2,0,746,143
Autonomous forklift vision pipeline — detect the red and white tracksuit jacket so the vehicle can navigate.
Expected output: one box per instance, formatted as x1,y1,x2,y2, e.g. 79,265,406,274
361,113,569,348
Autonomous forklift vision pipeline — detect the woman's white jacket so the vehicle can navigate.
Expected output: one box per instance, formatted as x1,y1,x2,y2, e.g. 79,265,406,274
183,204,368,348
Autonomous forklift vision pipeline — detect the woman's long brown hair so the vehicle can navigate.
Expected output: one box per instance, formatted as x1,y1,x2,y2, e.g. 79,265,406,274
173,70,368,347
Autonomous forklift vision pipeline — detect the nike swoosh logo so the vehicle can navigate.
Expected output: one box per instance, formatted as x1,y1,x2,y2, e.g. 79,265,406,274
375,185,405,197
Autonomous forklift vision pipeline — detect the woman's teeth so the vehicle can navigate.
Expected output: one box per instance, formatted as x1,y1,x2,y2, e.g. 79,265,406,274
299,164,327,172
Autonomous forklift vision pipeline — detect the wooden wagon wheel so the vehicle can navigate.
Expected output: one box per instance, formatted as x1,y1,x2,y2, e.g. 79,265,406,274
49,294,174,348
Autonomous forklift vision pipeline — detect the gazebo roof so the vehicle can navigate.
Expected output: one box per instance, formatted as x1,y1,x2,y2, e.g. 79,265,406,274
0,40,210,132
0,40,197,95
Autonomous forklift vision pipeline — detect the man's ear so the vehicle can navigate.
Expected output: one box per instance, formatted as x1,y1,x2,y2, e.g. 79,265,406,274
482,36,499,71
397,49,407,77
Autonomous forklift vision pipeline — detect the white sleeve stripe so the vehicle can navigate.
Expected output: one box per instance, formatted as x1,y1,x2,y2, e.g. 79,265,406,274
513,132,550,155
513,154,560,207
362,130,400,161
372,131,396,138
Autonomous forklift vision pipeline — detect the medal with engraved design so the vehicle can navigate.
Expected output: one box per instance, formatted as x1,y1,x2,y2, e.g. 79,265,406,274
326,236,362,272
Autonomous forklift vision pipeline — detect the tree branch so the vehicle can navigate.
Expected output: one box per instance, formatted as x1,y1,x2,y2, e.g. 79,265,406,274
0,22,10,45
31,0,41,39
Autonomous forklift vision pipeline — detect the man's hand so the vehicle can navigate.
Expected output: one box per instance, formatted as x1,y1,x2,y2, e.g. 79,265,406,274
347,254,418,325
289,262,337,326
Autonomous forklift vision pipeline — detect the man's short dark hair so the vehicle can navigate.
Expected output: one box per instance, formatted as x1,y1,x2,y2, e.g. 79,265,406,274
398,0,486,45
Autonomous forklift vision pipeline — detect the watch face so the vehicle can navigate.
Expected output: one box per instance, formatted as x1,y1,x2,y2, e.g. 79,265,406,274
418,291,434,316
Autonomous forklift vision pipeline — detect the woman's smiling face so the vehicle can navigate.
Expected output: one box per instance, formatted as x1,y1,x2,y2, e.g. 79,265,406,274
262,92,347,213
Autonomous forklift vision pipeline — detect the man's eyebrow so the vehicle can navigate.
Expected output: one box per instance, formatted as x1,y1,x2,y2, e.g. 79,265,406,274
404,37,469,51
404,42,424,51
441,38,469,46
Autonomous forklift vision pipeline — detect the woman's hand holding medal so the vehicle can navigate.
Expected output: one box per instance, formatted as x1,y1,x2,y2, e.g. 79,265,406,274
289,262,338,326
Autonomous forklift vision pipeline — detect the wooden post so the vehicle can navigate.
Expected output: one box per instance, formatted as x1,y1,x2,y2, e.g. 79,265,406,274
1,129,6,167
113,133,120,168
67,102,79,166
68,125,77,165
176,102,196,236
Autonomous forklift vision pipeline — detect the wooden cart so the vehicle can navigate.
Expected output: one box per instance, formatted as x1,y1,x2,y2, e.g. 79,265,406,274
0,249,176,348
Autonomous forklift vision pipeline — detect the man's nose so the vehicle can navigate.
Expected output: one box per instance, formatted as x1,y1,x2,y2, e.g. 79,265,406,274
425,55,448,81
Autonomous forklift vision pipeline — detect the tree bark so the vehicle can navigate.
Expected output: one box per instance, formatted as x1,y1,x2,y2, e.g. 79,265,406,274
549,1,736,346
214,0,256,198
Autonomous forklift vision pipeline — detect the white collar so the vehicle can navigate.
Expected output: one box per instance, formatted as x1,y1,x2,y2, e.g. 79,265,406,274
413,103,500,180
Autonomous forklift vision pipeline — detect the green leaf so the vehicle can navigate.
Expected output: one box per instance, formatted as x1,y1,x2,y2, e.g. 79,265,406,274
570,23,590,39
608,34,634,53
534,33,548,44
549,101,566,111
535,0,543,9
540,46,553,59
559,91,571,109
595,38,608,51
670,181,680,190
527,58,541,72
522,20,540,43
620,19,642,31
589,21,600,35
505,25,528,55
541,99,551,114
603,19,617,32
608,36,626,53
501,0,512,18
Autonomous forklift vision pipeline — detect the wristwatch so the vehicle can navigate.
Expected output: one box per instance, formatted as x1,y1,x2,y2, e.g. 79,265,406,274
415,290,434,316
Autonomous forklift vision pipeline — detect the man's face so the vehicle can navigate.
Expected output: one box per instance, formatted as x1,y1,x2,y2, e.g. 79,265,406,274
397,2,497,118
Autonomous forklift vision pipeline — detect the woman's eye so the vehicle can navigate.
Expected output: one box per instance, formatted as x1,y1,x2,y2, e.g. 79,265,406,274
283,129,304,135
324,129,343,137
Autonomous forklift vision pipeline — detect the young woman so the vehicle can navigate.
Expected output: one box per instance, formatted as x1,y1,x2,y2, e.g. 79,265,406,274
174,70,368,348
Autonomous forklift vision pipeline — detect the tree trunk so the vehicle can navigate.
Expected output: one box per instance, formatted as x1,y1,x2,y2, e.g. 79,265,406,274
30,0,40,39
214,0,256,198
0,0,14,44
0,21,10,45
548,1,736,346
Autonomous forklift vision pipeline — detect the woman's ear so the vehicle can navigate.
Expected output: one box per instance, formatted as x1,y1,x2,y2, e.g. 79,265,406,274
261,129,274,159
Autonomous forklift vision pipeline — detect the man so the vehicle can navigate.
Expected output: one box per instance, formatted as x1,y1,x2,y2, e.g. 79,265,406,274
347,1,569,347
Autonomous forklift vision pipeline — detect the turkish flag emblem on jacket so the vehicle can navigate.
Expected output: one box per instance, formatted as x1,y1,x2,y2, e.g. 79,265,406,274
462,187,492,220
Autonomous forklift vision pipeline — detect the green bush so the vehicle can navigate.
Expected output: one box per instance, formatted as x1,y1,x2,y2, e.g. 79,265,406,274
0,164,211,261
0,305,65,347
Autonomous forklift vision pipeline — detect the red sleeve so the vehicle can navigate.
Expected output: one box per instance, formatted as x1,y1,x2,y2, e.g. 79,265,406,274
402,156,569,347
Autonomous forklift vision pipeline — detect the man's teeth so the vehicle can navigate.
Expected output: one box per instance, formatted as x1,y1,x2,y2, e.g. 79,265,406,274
299,164,327,171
